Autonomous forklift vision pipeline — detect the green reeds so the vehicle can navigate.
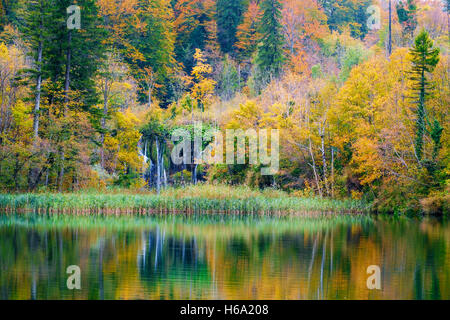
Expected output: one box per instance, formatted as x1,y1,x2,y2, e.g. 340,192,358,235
0,189,369,215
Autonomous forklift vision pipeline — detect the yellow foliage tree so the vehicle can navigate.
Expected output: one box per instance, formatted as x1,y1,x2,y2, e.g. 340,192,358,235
189,48,216,113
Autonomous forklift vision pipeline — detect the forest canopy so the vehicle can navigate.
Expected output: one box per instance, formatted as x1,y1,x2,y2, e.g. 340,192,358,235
0,0,448,215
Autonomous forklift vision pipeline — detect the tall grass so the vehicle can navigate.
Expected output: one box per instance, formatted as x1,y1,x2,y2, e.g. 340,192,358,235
0,185,369,215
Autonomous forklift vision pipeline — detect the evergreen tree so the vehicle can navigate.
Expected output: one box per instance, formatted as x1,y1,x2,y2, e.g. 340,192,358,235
43,0,106,108
397,0,418,40
216,0,244,54
20,0,54,190
409,30,440,163
318,0,371,39
126,0,176,107
173,0,215,73
351,0,371,40
0,0,21,29
20,0,52,140
43,0,106,190
255,0,284,85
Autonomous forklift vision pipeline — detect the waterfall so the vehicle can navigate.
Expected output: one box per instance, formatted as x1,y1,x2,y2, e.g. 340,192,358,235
139,138,153,188
138,139,149,168
139,137,167,190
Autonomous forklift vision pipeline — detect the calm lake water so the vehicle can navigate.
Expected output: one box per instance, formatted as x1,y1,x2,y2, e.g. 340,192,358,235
0,213,448,300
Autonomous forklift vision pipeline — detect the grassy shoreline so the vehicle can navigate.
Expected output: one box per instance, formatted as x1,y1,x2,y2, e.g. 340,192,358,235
0,185,368,215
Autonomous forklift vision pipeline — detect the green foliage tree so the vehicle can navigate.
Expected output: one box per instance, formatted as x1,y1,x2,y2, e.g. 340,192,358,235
396,0,418,40
20,0,52,140
19,0,54,189
126,0,176,106
42,0,106,108
26,0,106,190
255,0,285,86
0,0,21,29
409,29,440,163
216,0,245,54
318,0,372,39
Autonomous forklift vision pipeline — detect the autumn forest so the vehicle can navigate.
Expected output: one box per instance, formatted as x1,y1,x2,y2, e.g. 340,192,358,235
0,0,448,215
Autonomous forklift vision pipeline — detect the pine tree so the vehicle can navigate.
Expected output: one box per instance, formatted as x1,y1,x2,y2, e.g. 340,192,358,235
0,0,21,29
255,0,284,85
173,0,215,73
409,30,440,163
216,0,244,55
318,0,371,39
126,0,176,106
44,0,106,108
20,0,52,141
20,0,53,190
351,0,371,40
42,0,106,190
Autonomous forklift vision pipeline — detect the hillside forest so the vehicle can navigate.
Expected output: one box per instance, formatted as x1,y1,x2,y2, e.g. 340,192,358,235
0,0,448,214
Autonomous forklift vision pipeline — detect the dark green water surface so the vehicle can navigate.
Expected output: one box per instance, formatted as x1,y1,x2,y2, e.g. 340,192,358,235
0,214,448,300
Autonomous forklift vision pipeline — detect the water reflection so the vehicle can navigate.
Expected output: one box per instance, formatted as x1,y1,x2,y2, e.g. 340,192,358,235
0,214,448,300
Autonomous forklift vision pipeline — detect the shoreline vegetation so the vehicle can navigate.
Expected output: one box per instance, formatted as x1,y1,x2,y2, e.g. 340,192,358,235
0,185,368,216
0,2,447,217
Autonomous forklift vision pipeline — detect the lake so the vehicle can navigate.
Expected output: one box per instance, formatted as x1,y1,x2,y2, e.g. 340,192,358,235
0,213,448,300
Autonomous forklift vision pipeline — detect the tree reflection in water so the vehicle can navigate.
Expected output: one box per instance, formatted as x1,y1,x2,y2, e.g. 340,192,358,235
0,214,448,300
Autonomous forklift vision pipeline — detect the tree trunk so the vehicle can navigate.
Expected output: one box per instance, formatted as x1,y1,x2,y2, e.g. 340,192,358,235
29,10,44,190
320,128,329,196
64,31,72,106
238,64,241,90
309,138,322,197
100,79,109,169
331,147,335,198
58,30,71,191
148,86,152,109
415,68,426,163
388,0,392,57
33,34,43,139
